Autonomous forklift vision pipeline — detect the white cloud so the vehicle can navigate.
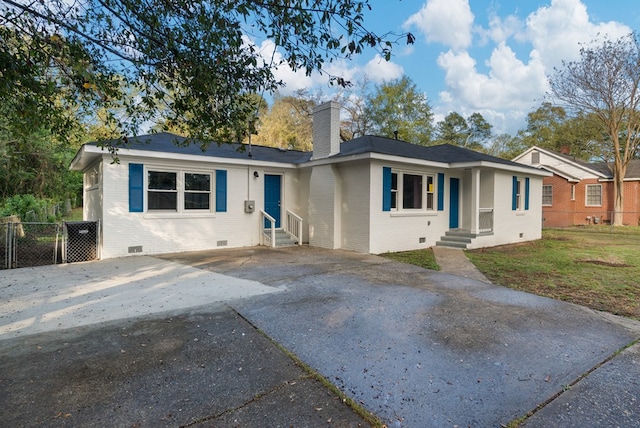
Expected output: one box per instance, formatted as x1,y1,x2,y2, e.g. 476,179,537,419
483,13,524,45
363,54,405,83
251,38,404,97
403,0,474,51
526,0,632,69
253,39,317,94
430,0,633,134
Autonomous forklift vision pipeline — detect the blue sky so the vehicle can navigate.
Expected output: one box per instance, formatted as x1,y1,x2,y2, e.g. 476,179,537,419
260,0,639,136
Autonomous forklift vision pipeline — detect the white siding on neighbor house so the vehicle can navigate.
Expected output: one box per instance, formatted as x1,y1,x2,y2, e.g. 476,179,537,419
97,157,299,259
517,150,599,180
337,161,371,253
368,160,449,254
468,171,544,249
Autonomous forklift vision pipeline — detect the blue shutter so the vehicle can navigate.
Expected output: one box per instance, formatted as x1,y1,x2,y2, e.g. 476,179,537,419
129,163,144,212
512,176,518,211
216,170,227,212
437,173,445,211
525,177,530,210
382,167,392,211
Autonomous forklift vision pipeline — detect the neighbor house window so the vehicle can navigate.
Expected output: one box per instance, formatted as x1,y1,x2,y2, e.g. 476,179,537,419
542,185,553,206
585,184,602,206
184,173,211,210
571,184,576,201
148,171,177,210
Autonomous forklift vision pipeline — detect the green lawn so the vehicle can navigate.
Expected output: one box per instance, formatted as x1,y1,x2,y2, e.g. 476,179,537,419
384,227,640,320
382,248,440,271
467,227,640,319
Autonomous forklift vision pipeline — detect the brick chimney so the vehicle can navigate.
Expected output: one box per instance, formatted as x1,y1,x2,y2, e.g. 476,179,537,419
560,145,570,155
312,101,341,159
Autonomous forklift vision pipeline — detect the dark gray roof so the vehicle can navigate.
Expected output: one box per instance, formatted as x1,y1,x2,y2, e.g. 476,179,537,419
95,132,312,164
336,135,526,168
87,132,533,170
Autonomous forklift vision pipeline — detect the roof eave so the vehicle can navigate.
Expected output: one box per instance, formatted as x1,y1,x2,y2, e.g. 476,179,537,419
450,161,552,176
79,146,300,169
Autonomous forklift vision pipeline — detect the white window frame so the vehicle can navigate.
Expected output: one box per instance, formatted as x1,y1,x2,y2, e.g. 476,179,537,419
146,168,213,213
585,184,602,207
390,169,436,212
571,184,576,201
542,185,553,206
184,172,212,211
515,178,524,211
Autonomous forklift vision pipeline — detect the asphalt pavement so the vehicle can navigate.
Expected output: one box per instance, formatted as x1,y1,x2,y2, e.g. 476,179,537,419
1,246,639,427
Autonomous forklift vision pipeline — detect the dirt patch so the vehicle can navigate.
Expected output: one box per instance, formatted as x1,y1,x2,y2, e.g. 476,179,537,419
578,259,631,268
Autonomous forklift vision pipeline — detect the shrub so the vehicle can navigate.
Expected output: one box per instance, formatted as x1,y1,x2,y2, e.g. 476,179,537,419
0,194,59,222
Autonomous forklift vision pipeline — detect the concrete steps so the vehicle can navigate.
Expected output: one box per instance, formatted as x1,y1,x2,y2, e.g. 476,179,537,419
435,229,477,249
272,229,298,247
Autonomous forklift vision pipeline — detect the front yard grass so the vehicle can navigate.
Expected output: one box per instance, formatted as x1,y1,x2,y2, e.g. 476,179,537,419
382,248,440,271
383,227,640,320
466,227,640,320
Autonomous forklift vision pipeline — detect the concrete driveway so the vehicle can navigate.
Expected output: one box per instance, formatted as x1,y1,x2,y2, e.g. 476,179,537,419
1,246,639,427
159,246,640,427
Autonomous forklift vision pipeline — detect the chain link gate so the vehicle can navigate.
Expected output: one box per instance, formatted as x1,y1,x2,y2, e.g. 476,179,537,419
2,222,63,269
1,220,100,269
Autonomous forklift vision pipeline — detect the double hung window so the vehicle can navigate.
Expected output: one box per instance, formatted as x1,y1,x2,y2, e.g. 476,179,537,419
585,184,602,206
184,173,211,210
147,170,211,212
389,171,435,211
542,185,553,206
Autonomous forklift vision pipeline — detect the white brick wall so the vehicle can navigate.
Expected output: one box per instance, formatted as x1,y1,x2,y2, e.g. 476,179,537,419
368,161,450,254
312,102,341,159
87,150,545,258
338,161,370,252
97,157,300,258
468,171,543,249
308,164,341,249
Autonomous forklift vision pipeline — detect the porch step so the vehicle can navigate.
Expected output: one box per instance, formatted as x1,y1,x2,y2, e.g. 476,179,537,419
435,230,477,249
273,229,298,247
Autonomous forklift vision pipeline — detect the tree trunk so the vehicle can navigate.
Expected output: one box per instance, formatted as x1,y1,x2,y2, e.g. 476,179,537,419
613,162,626,226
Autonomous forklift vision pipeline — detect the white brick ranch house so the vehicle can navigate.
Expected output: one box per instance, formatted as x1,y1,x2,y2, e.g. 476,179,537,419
70,102,549,259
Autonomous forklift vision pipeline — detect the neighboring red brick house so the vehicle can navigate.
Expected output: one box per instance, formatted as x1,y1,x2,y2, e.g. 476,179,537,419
514,146,640,227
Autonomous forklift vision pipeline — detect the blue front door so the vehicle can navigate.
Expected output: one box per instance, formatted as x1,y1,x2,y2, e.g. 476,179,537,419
264,174,281,228
449,177,460,229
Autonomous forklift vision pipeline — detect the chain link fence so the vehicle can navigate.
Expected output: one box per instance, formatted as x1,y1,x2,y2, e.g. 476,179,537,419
1,219,99,270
